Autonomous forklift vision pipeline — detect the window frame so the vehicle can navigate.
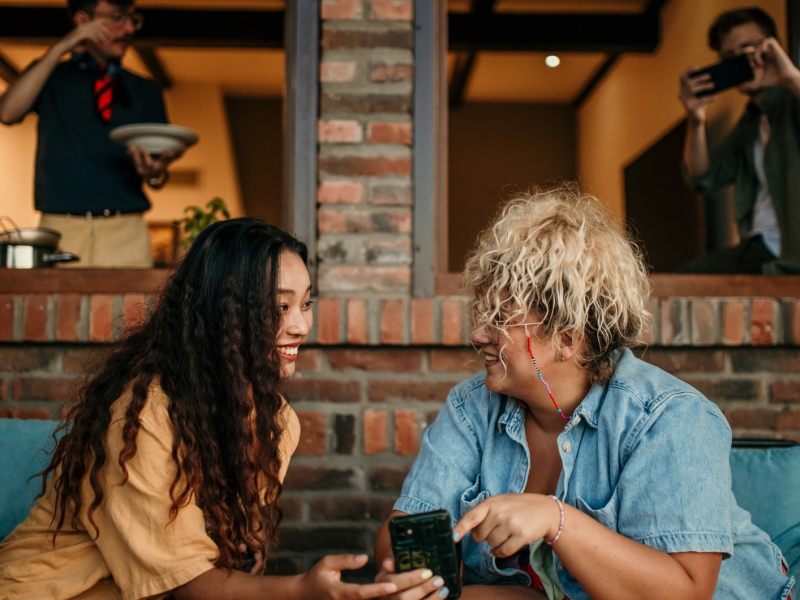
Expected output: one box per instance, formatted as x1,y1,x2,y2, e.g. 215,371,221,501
283,0,319,287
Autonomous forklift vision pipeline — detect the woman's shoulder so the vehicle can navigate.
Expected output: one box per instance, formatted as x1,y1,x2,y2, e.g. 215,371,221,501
109,377,173,434
609,350,716,412
602,350,730,442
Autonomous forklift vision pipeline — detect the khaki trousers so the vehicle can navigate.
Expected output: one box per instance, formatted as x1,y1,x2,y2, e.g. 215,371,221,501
39,213,153,268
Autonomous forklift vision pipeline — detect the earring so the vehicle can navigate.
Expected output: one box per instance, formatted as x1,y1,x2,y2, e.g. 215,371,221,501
559,351,565,362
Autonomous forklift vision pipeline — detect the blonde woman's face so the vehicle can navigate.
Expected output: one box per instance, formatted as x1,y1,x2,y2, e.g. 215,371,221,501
470,316,559,403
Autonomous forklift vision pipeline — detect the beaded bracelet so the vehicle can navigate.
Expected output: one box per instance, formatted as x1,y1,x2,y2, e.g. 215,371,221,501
545,495,564,545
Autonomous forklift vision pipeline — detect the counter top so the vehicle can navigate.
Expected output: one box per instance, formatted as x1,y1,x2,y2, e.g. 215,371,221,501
1,269,799,298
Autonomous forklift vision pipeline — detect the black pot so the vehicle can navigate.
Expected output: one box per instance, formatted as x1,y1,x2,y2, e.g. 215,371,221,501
0,243,80,268
0,216,79,268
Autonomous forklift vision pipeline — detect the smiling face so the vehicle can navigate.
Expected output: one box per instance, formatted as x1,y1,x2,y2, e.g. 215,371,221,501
275,251,313,379
470,316,559,403
718,21,769,95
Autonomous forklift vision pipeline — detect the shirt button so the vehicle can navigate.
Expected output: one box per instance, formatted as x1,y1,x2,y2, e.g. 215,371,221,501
556,564,563,574
562,442,572,453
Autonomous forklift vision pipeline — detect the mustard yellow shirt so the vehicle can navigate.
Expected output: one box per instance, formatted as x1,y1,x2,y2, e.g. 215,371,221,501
0,382,300,600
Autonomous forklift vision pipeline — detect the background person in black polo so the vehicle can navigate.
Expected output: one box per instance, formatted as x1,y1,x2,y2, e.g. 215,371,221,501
0,0,182,268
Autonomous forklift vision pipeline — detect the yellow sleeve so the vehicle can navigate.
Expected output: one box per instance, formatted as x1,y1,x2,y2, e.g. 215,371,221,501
82,394,218,600
278,401,301,483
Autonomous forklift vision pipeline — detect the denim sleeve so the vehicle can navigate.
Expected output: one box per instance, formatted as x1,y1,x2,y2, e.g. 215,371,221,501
615,393,734,557
394,386,482,524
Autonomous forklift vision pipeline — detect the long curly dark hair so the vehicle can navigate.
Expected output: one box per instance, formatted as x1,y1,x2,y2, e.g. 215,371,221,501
39,218,308,570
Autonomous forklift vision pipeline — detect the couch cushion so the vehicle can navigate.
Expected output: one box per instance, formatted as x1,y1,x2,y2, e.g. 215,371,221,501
0,419,62,540
730,446,800,580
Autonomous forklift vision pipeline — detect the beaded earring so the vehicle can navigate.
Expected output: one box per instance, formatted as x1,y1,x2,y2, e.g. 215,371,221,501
525,324,569,420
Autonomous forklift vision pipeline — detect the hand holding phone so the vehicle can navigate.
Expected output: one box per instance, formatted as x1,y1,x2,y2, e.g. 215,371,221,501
678,67,717,123
389,510,462,599
691,53,755,97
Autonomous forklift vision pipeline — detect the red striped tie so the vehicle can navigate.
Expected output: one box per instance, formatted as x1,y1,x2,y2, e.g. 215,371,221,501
94,73,113,123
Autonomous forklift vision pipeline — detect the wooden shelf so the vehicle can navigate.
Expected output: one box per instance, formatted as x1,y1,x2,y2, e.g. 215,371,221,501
0,269,170,295
1,269,799,299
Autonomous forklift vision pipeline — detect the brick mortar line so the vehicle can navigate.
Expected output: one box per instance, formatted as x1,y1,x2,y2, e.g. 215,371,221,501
716,400,800,410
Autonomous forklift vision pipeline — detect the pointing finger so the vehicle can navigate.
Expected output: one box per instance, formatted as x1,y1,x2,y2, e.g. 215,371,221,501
453,501,490,542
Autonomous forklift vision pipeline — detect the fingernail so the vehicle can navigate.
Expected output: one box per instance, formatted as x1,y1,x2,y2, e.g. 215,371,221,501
439,587,450,598
421,569,433,580
385,584,398,593
356,554,367,562
433,576,444,587
452,532,460,542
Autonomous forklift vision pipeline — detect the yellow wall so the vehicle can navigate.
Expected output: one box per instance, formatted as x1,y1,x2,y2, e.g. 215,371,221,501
0,77,243,229
0,78,39,229
577,0,787,219
148,83,245,224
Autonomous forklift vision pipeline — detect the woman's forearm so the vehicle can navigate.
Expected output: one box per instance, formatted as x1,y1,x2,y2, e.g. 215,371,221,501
171,568,303,600
553,505,721,600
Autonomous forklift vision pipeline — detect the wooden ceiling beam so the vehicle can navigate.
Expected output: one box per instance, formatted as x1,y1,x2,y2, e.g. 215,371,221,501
448,51,476,108
0,5,664,53
448,11,660,53
0,49,19,84
573,53,619,106
0,7,284,48
448,0,496,108
133,44,173,89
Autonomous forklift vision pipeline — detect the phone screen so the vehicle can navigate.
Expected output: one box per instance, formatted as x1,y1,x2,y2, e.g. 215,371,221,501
693,53,755,97
390,510,462,599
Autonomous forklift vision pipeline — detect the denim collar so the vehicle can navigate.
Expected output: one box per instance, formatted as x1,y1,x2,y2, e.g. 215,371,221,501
573,348,631,429
496,349,631,434
497,395,518,435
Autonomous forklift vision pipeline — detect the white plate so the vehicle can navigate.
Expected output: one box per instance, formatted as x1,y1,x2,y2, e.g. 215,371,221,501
110,123,199,156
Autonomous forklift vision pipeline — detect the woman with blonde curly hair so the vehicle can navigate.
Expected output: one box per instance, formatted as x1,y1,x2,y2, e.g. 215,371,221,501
373,186,793,600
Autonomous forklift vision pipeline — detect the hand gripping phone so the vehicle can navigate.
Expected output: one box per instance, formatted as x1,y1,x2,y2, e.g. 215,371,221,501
389,510,462,599
693,53,755,97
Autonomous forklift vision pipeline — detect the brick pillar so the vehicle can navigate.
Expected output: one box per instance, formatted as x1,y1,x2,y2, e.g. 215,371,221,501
317,0,414,295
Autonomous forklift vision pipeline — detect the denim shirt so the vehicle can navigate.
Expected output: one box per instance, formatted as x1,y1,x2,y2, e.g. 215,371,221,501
395,349,795,600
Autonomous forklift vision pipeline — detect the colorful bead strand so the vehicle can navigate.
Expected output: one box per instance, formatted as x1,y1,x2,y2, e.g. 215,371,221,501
527,337,569,419
546,495,564,545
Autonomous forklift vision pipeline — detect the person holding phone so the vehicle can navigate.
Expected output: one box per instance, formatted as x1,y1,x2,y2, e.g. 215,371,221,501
0,0,182,268
373,186,793,600
0,219,399,600
679,7,800,274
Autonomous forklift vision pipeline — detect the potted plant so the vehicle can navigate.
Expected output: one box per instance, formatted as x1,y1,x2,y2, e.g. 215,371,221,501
175,198,230,249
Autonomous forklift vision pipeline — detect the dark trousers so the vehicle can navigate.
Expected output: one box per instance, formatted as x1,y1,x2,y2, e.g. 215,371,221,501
677,235,776,274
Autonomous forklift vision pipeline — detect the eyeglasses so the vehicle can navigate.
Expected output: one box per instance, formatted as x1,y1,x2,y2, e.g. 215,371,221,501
473,321,544,345
94,10,144,31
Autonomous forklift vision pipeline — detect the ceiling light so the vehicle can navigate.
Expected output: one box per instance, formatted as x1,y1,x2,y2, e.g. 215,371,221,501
545,55,561,68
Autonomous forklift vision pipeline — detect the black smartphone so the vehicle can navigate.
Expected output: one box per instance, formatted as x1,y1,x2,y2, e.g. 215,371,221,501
389,510,462,599
693,53,755,97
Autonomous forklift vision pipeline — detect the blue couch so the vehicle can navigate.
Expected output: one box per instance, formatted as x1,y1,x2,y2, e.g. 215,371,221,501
0,418,62,540
730,440,800,580
1,420,798,582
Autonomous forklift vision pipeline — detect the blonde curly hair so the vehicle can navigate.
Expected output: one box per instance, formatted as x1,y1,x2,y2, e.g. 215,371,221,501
463,184,651,384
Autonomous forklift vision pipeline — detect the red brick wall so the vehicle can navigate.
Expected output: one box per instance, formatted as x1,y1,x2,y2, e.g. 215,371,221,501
2,342,799,575
317,0,415,295
1,289,799,577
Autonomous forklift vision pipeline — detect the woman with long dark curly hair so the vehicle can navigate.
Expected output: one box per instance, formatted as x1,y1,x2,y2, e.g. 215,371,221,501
0,219,397,600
